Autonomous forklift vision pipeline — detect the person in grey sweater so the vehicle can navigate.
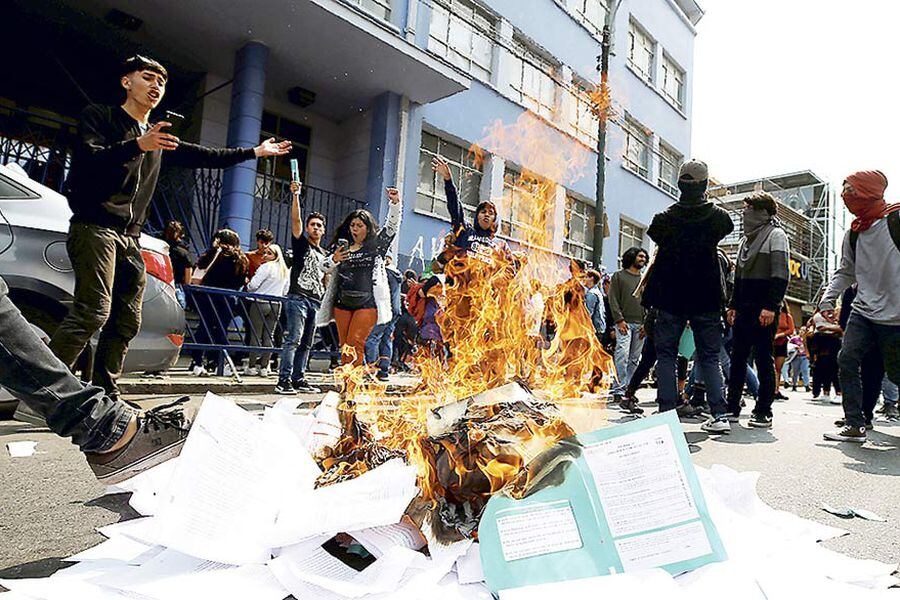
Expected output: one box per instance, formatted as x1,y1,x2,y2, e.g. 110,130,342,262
608,247,649,401
822,170,900,443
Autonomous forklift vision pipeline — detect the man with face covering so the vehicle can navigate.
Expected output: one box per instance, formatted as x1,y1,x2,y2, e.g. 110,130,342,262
821,170,900,443
725,192,790,429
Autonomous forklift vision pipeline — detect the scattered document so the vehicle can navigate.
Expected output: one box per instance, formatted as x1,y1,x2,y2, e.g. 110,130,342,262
350,518,427,558
7,440,37,457
495,501,582,561
499,569,684,600
65,535,162,565
455,543,485,585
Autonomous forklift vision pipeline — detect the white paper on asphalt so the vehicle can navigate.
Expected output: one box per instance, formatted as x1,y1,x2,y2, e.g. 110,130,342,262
495,501,582,562
65,535,163,566
6,441,37,457
97,517,160,546
583,424,699,538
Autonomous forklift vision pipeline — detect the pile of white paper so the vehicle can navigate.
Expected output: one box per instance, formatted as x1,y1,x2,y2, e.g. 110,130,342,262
1,394,896,600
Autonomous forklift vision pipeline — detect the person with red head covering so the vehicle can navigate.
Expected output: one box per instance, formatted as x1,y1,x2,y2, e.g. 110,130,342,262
821,170,900,443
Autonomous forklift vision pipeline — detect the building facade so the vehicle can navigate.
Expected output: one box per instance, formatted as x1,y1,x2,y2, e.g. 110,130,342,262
2,0,702,273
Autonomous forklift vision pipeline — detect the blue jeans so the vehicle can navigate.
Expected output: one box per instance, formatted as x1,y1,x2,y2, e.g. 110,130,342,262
365,317,397,372
883,376,898,406
838,311,900,428
655,310,726,416
612,322,644,395
0,276,133,452
791,355,810,387
279,294,320,382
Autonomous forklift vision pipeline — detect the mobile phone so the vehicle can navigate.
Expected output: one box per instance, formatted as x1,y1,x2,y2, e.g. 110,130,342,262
290,158,300,183
337,238,349,251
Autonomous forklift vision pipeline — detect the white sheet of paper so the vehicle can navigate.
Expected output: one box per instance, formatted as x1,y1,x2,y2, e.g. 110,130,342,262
614,520,712,571
7,441,37,457
350,519,427,558
455,542,484,585
269,458,418,547
117,457,180,516
583,424,699,538
97,517,160,546
0,578,145,600
65,535,162,566
495,501,582,562
498,569,684,600
154,393,313,564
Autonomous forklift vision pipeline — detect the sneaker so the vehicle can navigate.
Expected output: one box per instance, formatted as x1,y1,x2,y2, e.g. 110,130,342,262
291,379,321,394
85,397,193,485
748,413,773,428
774,391,788,401
823,425,866,443
676,403,704,419
191,365,209,377
619,397,644,415
701,416,731,434
13,401,48,428
259,367,272,378
833,418,873,431
275,380,297,395
244,366,260,376
223,364,234,377
727,413,740,423
829,394,842,405
376,370,390,382
884,404,899,419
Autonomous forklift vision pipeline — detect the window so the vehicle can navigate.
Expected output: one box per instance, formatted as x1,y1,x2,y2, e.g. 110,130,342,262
428,0,495,81
564,195,595,261
501,167,550,243
416,131,483,220
622,114,651,178
569,81,599,146
618,217,645,265
346,0,391,20
657,142,682,196
509,38,558,120
0,175,36,199
256,111,311,197
628,19,655,83
570,0,607,33
661,54,685,110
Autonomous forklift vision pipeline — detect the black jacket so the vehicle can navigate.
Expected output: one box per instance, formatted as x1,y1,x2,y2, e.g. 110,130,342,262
642,199,734,315
65,105,256,236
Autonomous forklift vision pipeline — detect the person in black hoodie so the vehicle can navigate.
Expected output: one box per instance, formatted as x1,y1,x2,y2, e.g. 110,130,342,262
642,160,734,433
49,55,290,399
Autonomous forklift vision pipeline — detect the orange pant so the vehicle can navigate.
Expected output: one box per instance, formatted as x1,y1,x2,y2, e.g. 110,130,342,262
333,308,378,365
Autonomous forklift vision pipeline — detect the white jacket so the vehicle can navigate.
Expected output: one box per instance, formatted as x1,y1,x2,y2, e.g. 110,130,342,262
316,200,402,326
247,260,288,298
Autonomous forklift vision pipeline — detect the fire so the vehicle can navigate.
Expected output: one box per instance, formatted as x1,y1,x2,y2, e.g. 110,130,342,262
320,112,615,540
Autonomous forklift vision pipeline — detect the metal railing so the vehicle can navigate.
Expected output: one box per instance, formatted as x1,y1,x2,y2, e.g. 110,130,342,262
0,106,77,193
182,285,339,375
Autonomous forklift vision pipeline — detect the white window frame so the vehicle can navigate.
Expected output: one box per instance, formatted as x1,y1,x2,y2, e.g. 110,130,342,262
618,216,646,266
509,38,559,121
346,0,392,21
501,166,551,244
428,0,495,82
416,131,483,221
569,80,599,147
570,0,607,34
564,194,595,261
622,114,651,179
661,53,686,110
627,19,655,84
657,141,682,197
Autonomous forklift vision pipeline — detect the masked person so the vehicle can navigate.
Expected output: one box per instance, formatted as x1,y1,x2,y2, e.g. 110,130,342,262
822,171,900,443
725,192,790,429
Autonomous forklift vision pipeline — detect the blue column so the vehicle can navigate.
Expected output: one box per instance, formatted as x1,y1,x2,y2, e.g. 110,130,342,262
365,92,403,221
219,41,268,248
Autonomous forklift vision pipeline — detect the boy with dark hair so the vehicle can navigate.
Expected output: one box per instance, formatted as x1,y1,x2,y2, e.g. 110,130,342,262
726,191,790,429
277,183,328,394
608,246,649,403
49,55,290,399
247,229,276,279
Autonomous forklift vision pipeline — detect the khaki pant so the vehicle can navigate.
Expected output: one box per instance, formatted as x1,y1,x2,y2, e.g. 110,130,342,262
49,223,146,398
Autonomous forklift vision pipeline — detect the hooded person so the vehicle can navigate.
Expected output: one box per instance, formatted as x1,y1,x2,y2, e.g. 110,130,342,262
820,170,900,443
642,160,735,432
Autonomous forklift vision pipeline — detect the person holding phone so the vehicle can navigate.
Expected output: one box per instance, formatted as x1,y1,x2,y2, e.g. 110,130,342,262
49,55,291,400
316,188,403,366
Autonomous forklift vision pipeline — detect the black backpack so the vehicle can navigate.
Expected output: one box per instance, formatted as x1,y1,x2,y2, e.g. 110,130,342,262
849,210,900,255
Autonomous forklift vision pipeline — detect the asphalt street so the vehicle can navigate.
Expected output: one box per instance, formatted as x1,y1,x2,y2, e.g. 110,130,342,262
0,387,897,585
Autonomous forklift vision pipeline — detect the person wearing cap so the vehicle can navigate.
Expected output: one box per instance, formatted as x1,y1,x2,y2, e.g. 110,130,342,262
725,191,790,429
642,159,735,432
821,171,900,443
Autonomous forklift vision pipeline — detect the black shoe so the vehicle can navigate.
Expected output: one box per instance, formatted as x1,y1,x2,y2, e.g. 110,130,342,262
824,425,866,443
748,413,773,428
375,370,390,382
291,379,321,394
619,397,644,415
676,403,704,419
86,397,193,485
883,404,899,419
275,380,297,395
774,391,788,401
833,418,873,431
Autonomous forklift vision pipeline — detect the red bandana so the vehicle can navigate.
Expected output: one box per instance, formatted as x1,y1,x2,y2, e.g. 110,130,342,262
842,170,900,232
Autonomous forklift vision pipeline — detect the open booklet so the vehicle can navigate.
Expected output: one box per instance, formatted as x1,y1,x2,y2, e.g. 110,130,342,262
478,411,726,594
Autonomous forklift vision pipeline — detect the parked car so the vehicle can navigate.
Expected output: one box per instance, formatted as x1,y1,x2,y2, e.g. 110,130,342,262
0,163,185,412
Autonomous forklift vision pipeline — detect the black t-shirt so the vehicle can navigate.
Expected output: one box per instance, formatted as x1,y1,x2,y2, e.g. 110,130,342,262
289,234,326,300
197,248,247,290
169,242,195,285
336,248,377,309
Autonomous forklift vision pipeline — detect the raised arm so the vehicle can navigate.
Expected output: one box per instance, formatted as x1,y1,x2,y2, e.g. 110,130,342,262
290,181,303,239
432,157,463,229
375,187,403,254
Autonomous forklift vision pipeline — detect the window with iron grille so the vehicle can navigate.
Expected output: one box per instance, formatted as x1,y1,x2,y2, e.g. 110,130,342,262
569,80,599,146
564,195,595,261
256,111,312,198
346,0,392,21
428,0,495,82
622,114,651,178
661,53,685,110
628,19,655,83
657,142,682,196
508,38,559,121
501,166,552,243
416,131,483,221
618,217,645,266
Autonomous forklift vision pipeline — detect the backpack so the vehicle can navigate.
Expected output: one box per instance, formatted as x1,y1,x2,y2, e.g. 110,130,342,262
849,210,900,255
406,282,426,325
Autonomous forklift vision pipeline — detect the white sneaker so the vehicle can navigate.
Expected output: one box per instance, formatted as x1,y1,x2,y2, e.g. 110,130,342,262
244,367,260,376
830,394,843,405
259,367,271,378
223,364,234,377
701,416,731,434
192,365,209,377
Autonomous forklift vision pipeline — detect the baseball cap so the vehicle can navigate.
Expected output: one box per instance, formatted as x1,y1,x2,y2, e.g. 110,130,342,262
679,160,709,182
